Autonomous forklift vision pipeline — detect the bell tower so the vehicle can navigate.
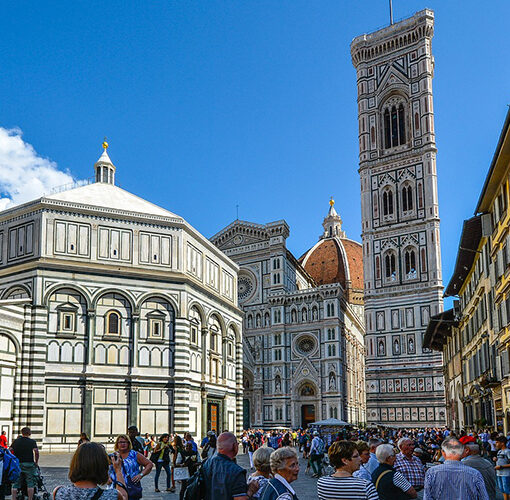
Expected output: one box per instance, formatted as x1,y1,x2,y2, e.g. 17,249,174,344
351,10,446,426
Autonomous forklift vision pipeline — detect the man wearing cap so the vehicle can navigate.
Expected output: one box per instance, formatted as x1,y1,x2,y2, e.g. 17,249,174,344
309,431,325,478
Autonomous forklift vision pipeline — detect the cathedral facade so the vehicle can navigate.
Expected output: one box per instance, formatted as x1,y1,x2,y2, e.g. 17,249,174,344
0,147,243,449
351,9,446,426
211,203,366,428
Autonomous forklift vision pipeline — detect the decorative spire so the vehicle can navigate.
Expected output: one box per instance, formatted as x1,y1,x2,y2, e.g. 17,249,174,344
94,139,116,185
321,197,345,239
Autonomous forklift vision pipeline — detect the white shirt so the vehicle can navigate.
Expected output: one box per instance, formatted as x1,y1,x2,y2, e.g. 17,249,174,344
275,474,296,495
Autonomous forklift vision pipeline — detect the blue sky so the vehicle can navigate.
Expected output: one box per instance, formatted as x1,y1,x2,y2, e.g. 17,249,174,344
1,1,509,299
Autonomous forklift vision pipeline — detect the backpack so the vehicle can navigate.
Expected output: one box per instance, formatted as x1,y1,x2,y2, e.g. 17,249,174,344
183,465,205,500
314,438,325,455
0,447,21,482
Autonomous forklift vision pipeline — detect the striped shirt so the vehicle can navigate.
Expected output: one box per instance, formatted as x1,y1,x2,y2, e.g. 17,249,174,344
424,460,489,500
317,476,379,500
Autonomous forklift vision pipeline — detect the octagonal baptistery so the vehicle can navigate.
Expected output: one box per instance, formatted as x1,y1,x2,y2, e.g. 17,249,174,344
0,145,243,449
299,202,364,305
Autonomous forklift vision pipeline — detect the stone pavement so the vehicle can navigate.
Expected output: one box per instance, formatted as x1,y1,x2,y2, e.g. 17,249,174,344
37,450,321,500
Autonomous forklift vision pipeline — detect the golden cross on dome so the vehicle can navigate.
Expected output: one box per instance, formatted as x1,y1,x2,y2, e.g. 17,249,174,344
329,196,335,207
102,137,109,151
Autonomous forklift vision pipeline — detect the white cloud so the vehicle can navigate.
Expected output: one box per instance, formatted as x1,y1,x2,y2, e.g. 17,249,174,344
0,127,74,210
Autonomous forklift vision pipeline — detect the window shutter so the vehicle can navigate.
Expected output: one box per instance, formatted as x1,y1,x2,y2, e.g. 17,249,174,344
502,350,510,376
496,354,503,380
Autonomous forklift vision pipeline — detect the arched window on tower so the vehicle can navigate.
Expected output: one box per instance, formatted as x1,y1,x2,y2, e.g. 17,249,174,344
384,253,396,281
384,108,391,148
398,104,406,144
383,100,406,149
382,189,394,216
402,185,413,212
404,248,417,279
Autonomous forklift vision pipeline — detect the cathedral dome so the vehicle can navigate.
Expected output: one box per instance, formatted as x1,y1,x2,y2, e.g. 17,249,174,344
298,200,363,290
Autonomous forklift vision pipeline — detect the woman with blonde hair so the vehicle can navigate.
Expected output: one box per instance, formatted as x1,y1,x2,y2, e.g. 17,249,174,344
109,435,153,500
247,447,273,498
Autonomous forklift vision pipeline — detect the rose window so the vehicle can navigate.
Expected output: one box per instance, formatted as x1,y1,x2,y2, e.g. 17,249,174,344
238,276,254,302
297,336,316,355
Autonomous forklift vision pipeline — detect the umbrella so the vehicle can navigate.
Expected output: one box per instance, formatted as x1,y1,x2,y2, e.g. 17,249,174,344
309,418,349,426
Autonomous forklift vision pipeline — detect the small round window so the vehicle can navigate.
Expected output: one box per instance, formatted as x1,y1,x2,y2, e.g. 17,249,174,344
297,336,316,355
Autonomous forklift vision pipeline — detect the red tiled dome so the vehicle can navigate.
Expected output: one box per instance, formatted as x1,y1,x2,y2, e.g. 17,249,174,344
299,237,363,290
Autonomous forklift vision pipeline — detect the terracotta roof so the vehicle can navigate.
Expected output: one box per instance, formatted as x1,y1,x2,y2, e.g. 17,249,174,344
299,237,363,289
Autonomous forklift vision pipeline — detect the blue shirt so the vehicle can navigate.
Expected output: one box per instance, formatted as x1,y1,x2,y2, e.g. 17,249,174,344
366,453,379,474
353,463,372,482
424,460,489,500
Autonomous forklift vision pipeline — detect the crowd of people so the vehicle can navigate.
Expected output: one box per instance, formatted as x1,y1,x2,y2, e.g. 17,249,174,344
1,425,510,499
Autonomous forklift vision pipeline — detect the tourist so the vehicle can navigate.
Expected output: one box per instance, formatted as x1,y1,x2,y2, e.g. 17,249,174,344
462,442,496,500
0,431,7,449
372,443,416,499
261,447,299,500
110,434,153,500
78,433,90,446
317,440,378,500
53,442,127,500
170,435,186,493
152,434,172,493
423,437,489,500
268,433,279,451
143,434,151,457
10,427,39,500
495,435,510,500
175,441,200,500
201,433,217,460
201,432,258,500
310,431,325,478
248,447,273,498
248,435,258,469
488,432,498,460
365,439,381,474
183,433,198,453
394,437,425,492
352,441,372,482
127,427,144,455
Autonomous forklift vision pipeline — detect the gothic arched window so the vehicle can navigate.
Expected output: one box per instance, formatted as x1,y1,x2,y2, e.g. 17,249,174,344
404,248,417,275
375,255,381,280
398,104,406,144
384,109,391,148
384,253,396,279
383,100,407,149
402,185,413,212
382,189,394,216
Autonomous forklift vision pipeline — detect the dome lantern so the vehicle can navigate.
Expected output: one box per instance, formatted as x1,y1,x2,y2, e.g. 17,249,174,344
321,197,345,239
94,139,116,185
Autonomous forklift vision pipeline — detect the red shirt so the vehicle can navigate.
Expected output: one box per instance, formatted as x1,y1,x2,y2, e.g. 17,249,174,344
0,434,8,448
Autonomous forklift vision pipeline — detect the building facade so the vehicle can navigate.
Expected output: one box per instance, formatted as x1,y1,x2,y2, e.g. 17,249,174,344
351,9,446,426
476,109,510,432
425,110,510,433
0,146,243,449
211,202,366,429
